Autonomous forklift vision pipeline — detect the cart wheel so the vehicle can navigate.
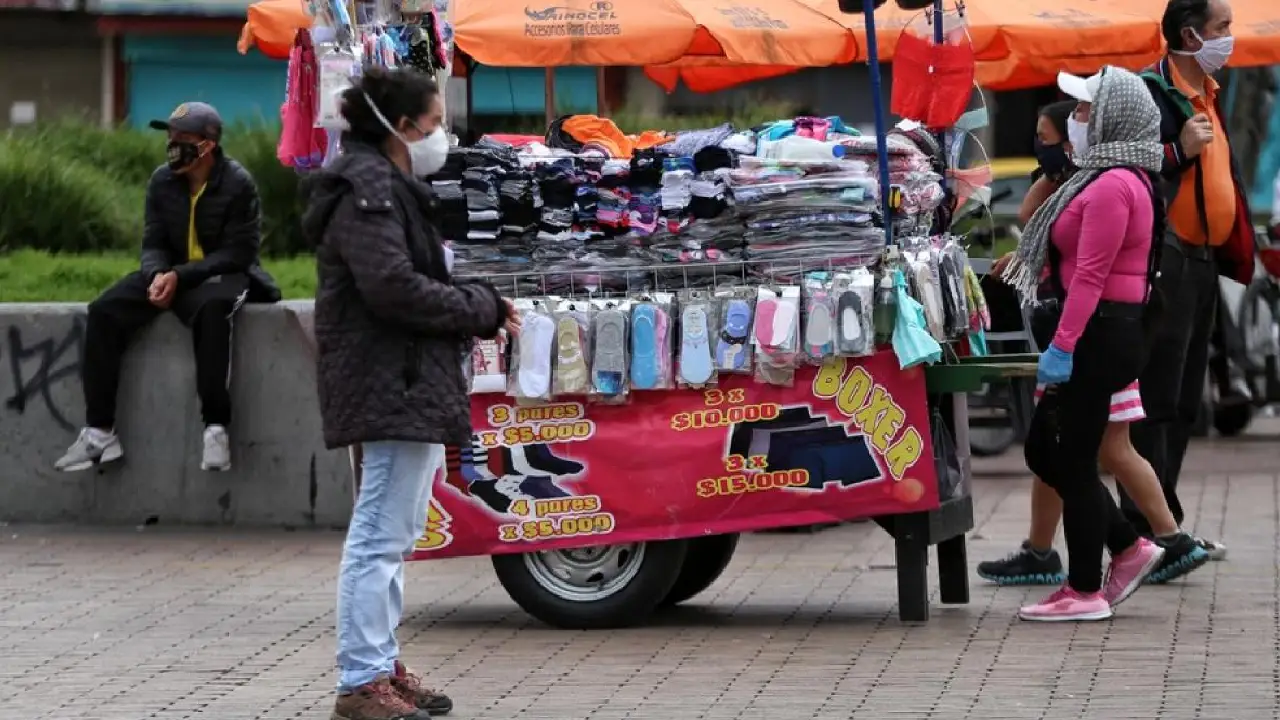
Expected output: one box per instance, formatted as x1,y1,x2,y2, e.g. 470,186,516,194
967,383,1017,457
492,539,689,629
1213,403,1253,437
659,534,740,608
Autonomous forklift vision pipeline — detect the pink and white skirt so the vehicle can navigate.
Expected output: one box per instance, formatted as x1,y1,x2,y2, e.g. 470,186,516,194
1034,381,1145,423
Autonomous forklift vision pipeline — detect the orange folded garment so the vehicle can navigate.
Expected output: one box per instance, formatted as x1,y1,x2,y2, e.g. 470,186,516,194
561,115,672,158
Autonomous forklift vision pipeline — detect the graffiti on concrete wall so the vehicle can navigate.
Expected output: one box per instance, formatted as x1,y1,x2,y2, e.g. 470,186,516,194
3,317,85,432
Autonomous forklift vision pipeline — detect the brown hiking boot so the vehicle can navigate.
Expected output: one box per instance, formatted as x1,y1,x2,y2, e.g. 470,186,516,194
332,676,430,720
390,660,454,716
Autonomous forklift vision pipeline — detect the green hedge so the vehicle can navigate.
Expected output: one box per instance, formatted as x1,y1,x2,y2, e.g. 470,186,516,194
1,107,796,259
0,119,306,256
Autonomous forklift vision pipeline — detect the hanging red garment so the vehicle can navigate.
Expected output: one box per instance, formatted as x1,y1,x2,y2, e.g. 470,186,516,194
890,30,975,130
278,30,328,170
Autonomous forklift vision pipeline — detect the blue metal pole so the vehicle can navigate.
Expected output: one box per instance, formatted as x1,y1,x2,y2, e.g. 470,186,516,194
933,0,947,195
862,0,895,245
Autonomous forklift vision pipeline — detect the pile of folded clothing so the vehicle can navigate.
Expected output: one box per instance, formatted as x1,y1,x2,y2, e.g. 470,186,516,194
728,161,883,268
428,146,533,275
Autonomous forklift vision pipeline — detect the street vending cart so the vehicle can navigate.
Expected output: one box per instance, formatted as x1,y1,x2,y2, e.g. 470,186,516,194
261,0,1044,629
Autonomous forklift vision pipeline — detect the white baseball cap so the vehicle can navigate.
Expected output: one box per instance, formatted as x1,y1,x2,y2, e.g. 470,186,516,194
1057,71,1102,103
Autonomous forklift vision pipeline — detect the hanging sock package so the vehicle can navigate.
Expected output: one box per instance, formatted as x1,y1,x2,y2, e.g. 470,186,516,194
937,236,972,339
676,290,717,389
833,268,876,357
469,329,509,394
713,286,755,374
752,285,801,387
801,275,837,365
314,45,357,130
630,294,675,391
552,301,592,397
590,300,630,404
903,238,947,342
507,299,557,402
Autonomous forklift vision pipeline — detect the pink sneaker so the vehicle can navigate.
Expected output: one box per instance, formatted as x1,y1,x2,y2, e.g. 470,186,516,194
1103,537,1166,607
1019,586,1113,622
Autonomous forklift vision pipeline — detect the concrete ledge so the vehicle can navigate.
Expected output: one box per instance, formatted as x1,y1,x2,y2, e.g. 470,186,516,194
0,301,355,526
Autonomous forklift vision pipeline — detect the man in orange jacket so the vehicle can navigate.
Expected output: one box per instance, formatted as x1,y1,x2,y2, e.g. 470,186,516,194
1124,0,1256,565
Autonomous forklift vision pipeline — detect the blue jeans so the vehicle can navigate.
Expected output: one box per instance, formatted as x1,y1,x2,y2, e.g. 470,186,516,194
336,440,443,692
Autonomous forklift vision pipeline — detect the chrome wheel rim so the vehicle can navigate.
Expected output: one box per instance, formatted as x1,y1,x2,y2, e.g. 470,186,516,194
522,543,646,602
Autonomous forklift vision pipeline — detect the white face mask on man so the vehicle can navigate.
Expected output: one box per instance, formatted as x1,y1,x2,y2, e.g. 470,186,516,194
362,91,450,177
1172,29,1235,74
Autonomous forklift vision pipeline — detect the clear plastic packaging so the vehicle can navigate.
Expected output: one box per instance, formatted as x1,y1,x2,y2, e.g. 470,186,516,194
801,275,837,364
630,294,675,391
469,329,508,394
752,285,800,387
507,299,555,402
590,299,630,404
713,286,755,374
552,301,592,397
903,238,947,342
676,290,718,389
834,268,876,357
937,236,972,339
315,46,357,130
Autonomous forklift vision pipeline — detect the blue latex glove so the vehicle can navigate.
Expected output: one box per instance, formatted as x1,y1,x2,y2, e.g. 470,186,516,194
1037,344,1074,385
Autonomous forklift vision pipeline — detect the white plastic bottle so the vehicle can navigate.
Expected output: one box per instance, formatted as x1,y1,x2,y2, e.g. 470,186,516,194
757,135,847,162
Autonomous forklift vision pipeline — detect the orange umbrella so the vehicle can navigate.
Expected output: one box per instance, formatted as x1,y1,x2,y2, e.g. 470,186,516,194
455,0,699,67
970,0,1280,91
238,0,309,60
804,0,1163,62
454,0,854,69
645,0,1165,94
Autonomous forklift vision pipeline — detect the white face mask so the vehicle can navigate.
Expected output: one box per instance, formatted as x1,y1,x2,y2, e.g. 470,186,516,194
361,90,449,177
408,127,449,177
1173,29,1235,74
1067,117,1090,161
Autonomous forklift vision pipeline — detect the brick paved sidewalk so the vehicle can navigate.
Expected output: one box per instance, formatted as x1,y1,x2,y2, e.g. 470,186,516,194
1,427,1276,720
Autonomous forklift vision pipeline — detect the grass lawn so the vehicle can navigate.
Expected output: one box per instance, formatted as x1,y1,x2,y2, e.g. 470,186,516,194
0,250,317,303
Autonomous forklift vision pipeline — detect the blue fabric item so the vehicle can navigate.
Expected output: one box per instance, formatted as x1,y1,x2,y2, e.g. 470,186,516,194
1037,344,1073,385
953,107,990,133
825,116,859,136
891,269,942,369
968,328,989,356
758,121,797,143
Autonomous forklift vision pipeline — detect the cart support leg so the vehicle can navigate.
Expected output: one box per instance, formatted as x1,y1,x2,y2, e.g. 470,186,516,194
892,513,930,623
936,535,969,605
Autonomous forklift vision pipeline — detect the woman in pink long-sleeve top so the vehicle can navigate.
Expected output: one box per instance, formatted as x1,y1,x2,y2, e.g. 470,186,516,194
1000,66,1171,622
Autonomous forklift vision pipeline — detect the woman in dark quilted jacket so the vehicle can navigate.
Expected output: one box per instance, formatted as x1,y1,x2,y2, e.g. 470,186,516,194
301,67,518,720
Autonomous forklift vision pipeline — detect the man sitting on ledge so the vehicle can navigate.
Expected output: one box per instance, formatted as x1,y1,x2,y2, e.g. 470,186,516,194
55,102,279,474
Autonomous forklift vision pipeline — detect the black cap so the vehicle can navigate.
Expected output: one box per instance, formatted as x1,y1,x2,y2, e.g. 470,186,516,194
149,102,223,141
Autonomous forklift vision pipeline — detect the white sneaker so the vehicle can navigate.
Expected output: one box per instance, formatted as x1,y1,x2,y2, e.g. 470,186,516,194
201,425,231,472
54,428,123,472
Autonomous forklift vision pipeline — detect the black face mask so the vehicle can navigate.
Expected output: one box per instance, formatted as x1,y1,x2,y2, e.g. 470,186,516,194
1033,139,1071,179
166,140,202,172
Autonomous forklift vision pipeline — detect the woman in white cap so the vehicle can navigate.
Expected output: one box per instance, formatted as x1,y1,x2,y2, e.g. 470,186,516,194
978,86,1210,590
1001,66,1172,622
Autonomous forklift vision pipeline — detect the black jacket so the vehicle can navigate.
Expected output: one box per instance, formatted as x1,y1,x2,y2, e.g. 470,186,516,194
302,138,505,449
140,152,280,302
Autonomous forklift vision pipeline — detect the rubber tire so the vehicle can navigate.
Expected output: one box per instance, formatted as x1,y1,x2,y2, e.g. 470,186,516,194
967,383,1017,458
659,534,740,607
1213,402,1253,437
492,539,689,630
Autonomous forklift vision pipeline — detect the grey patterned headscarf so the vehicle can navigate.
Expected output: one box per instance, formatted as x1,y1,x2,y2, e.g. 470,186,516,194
1001,66,1164,303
